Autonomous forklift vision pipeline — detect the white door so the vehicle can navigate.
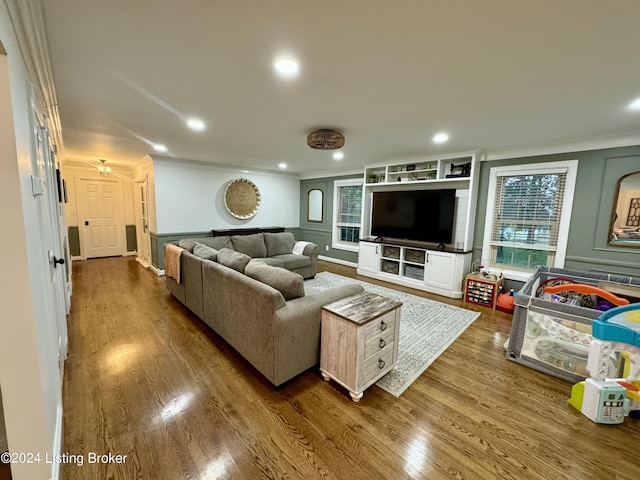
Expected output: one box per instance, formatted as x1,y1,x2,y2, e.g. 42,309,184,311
134,177,151,267
78,178,125,258
31,101,68,372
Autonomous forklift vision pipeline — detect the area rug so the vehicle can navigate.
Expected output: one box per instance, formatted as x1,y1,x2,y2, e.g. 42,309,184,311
305,272,480,397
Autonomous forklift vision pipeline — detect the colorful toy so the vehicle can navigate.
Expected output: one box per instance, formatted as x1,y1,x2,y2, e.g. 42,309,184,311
568,303,640,424
496,289,515,313
544,283,629,311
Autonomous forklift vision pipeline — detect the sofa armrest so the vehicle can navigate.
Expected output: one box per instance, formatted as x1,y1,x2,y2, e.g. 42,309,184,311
294,241,319,277
271,283,364,385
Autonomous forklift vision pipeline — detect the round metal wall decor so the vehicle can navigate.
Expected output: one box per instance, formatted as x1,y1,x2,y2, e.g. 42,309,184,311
224,178,261,219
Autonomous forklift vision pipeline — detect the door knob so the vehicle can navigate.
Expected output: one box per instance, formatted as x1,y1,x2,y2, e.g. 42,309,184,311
53,256,65,267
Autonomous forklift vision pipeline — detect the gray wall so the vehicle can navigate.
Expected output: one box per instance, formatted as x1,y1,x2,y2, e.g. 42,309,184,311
299,174,364,265
473,145,640,278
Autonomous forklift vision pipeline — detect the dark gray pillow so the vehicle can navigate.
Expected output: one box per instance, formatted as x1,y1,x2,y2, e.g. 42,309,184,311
198,236,234,251
178,238,199,252
263,232,295,256
231,233,267,258
193,243,219,261
217,248,251,273
245,261,305,300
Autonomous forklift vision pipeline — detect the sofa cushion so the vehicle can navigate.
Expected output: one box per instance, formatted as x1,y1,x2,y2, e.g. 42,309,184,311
217,248,251,273
198,236,234,251
178,238,199,252
193,243,219,261
231,233,267,258
271,253,312,270
245,261,305,301
263,232,295,257
253,257,286,268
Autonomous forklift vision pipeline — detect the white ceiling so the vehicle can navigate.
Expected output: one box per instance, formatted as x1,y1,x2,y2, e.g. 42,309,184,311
42,0,640,174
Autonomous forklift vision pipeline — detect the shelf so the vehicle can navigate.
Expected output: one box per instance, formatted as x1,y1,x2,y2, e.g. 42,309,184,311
364,154,473,186
381,246,400,259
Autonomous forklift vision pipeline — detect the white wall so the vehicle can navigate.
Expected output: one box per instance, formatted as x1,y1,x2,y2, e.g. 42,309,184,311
0,5,63,479
152,156,300,233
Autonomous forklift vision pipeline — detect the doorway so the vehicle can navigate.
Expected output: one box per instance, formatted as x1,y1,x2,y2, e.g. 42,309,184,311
76,177,126,258
134,176,151,268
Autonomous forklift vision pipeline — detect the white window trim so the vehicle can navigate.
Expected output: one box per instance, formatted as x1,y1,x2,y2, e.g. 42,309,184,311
332,178,363,252
481,160,578,282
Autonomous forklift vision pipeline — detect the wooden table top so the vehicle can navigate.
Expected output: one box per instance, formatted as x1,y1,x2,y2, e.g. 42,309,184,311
322,291,402,325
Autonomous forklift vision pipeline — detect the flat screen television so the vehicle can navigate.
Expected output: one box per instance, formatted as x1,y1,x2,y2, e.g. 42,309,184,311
371,189,456,244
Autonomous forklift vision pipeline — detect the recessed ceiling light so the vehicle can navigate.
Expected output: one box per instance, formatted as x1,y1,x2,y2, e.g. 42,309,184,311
153,144,167,152
333,152,344,160
278,162,287,169
433,132,449,144
628,97,640,111
186,118,206,131
273,58,299,78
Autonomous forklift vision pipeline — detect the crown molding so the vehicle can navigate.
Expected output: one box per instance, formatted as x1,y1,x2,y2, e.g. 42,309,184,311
149,155,301,179
484,133,640,161
4,0,64,157
299,168,364,180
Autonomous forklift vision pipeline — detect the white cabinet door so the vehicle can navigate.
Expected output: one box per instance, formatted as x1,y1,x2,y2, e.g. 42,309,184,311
424,250,456,290
358,242,380,273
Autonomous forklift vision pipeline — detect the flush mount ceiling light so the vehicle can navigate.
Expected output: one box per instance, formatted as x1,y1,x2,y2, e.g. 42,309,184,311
278,162,287,169
186,118,206,131
273,58,299,78
153,144,167,152
628,97,640,111
307,129,345,150
433,132,449,144
333,151,344,160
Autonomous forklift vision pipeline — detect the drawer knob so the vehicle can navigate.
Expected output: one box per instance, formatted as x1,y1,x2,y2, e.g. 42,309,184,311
379,320,387,331
379,338,386,349
378,358,386,369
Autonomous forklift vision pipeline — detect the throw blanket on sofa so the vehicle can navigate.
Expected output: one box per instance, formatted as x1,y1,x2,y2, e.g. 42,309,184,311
292,241,311,255
165,244,184,283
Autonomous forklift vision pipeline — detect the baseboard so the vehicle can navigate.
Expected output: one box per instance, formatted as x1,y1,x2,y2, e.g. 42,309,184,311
318,255,358,268
50,404,63,480
125,251,138,257
135,257,151,269
151,265,165,276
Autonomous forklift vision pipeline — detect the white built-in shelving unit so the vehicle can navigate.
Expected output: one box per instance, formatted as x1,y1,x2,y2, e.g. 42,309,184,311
357,151,482,298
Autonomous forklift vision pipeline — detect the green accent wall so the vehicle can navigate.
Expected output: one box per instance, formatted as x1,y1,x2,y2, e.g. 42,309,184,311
68,226,80,256
126,225,137,252
299,174,364,265
473,145,640,277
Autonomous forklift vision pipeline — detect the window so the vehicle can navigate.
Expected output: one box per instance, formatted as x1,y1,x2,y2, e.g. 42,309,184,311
333,179,363,251
481,160,578,281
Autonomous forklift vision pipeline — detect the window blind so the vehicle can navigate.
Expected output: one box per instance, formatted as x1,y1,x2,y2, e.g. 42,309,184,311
337,185,362,225
490,173,567,251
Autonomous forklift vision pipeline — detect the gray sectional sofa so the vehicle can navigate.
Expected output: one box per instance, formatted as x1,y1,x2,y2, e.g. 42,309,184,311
165,232,363,386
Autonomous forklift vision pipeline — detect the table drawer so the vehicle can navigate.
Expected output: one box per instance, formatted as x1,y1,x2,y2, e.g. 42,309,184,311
363,310,397,338
363,347,395,384
364,328,396,358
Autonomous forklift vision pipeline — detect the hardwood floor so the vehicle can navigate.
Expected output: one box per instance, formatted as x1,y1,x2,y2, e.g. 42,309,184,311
62,257,639,479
